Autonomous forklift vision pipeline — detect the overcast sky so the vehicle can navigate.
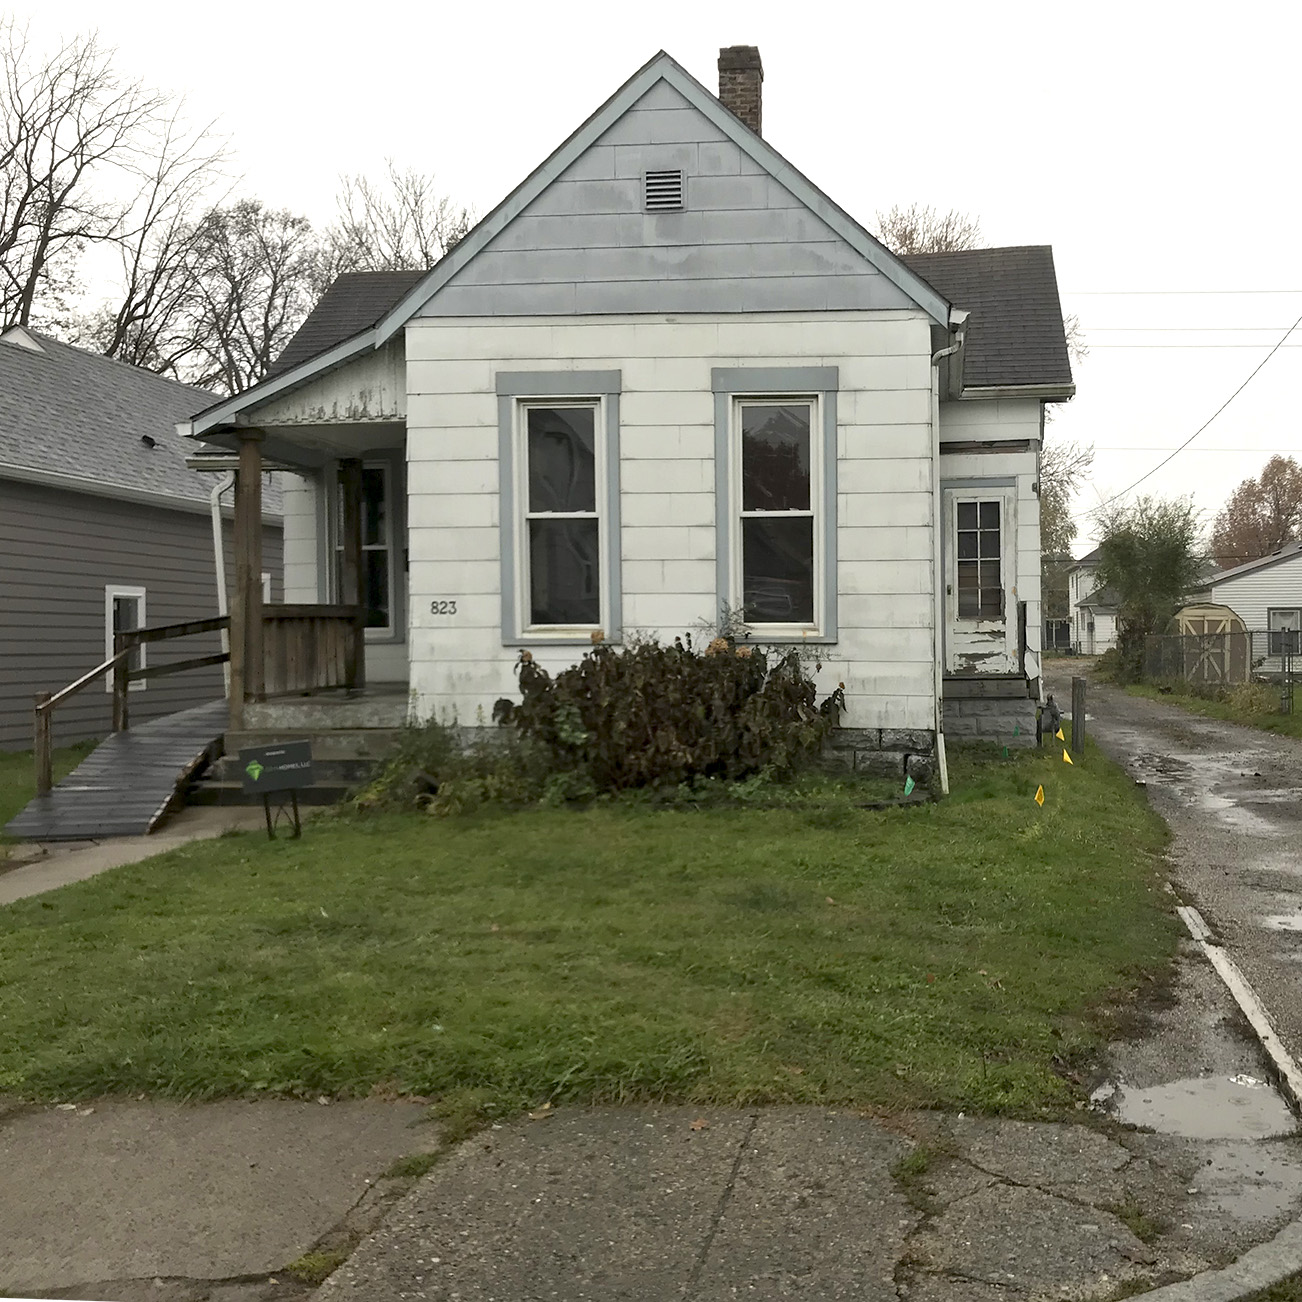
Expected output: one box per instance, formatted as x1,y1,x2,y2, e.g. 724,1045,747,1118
12,0,1301,556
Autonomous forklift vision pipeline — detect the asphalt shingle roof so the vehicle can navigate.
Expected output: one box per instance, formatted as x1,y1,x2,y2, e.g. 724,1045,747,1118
0,328,279,510
267,270,426,378
902,246,1073,390
265,249,1071,395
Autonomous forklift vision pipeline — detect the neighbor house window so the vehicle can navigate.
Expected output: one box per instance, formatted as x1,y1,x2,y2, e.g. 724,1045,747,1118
335,463,394,633
496,371,622,644
105,585,146,692
712,368,838,641
1269,608,1301,656
956,499,1003,619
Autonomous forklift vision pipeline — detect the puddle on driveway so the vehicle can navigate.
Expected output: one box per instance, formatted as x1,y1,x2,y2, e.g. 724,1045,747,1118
1094,1075,1295,1140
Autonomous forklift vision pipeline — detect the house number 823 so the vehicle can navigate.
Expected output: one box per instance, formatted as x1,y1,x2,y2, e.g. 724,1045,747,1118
430,600,458,615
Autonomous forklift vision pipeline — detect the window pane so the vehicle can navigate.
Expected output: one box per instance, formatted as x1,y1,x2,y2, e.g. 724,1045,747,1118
957,563,979,617
978,501,1000,529
741,404,811,511
362,468,387,547
363,552,389,629
979,584,1003,619
957,501,978,530
979,560,1001,590
743,516,814,623
979,529,1000,558
957,530,978,559
529,518,600,625
528,407,596,512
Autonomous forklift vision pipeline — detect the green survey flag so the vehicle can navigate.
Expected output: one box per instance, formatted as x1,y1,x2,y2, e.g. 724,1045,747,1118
904,774,916,796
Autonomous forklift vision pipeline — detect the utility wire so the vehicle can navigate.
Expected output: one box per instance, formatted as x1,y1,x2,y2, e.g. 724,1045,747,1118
1091,310,1302,511
1065,289,1302,296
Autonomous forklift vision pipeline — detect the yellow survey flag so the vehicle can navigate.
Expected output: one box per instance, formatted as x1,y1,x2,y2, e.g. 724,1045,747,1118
1055,727,1065,741
1034,785,1045,806
1062,749,1074,765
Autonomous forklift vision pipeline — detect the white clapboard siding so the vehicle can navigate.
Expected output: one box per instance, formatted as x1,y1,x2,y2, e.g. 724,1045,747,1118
405,311,938,731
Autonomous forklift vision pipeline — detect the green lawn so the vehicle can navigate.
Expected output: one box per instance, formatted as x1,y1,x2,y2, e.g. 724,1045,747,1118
1126,683,1302,740
0,740,97,861
0,745,1177,1134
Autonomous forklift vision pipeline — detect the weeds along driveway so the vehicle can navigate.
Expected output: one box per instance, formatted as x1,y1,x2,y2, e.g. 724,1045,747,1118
1062,667,1302,1072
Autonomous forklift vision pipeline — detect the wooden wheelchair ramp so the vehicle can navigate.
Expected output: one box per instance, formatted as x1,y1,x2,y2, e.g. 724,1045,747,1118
6,701,226,841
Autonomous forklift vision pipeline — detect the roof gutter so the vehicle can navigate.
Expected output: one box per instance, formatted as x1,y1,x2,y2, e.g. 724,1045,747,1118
960,382,1076,401
929,309,969,798
0,459,280,524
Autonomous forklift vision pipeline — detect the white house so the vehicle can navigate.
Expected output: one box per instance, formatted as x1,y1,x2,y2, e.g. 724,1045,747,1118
1193,540,1302,670
1067,547,1118,654
179,47,1074,780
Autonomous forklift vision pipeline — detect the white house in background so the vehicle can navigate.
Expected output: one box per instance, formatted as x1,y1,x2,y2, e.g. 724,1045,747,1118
1192,540,1302,668
1068,547,1119,654
178,46,1075,779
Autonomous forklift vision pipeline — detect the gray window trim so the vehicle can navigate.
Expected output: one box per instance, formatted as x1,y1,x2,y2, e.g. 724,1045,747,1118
712,366,838,644
497,370,622,646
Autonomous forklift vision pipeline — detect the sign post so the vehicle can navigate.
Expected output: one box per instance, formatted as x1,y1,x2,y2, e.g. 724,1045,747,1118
239,740,313,839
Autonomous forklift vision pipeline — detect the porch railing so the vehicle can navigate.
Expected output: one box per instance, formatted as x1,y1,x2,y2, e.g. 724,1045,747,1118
261,604,365,697
33,614,231,795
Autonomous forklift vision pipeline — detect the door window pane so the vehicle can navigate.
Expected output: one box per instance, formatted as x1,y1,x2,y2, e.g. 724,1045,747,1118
362,467,387,547
956,499,1003,619
741,404,811,511
742,517,814,623
529,518,600,625
335,463,394,632
528,407,596,512
363,552,389,629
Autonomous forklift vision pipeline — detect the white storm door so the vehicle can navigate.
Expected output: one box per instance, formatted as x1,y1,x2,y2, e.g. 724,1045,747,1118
944,489,1018,674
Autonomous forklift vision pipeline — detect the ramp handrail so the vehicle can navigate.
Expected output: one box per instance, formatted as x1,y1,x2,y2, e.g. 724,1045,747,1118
33,615,232,796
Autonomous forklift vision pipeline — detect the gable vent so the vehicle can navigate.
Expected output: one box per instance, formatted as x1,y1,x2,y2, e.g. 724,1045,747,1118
643,169,685,212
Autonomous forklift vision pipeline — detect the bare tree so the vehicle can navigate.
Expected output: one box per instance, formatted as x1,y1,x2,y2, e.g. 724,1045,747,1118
1039,438,1095,621
875,204,982,255
76,103,227,373
180,199,324,394
1,22,161,326
320,160,473,286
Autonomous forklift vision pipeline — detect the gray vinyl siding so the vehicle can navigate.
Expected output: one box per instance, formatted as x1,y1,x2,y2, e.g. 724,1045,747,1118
0,479,282,750
420,78,914,318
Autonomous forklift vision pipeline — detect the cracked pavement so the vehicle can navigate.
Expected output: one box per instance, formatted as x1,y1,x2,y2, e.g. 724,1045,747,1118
309,1103,1302,1301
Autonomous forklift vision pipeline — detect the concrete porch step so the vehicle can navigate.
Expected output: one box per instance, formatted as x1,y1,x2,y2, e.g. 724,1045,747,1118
244,688,409,731
943,675,1034,701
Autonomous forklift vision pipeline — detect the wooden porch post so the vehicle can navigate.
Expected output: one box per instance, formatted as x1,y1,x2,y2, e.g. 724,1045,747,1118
230,430,265,728
338,457,366,691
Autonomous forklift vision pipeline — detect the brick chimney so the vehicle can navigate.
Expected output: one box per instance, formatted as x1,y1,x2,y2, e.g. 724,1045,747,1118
717,46,763,136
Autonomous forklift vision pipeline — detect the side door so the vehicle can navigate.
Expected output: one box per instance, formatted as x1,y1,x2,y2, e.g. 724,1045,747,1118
943,488,1019,674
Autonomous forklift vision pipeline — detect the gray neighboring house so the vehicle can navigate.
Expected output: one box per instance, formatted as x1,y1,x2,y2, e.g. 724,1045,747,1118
0,326,282,750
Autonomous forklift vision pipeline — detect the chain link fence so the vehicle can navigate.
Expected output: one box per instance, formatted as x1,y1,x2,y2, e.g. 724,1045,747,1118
1142,630,1297,711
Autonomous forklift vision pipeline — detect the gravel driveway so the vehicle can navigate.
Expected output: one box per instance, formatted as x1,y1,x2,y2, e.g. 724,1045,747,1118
1048,665,1302,1069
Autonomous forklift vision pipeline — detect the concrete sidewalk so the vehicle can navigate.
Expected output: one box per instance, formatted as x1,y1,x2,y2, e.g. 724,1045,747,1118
310,1105,1302,1302
0,806,285,907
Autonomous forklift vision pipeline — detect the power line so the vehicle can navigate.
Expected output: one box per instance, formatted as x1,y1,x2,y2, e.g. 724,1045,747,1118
1091,310,1302,511
1089,326,1302,332
1089,342,1302,349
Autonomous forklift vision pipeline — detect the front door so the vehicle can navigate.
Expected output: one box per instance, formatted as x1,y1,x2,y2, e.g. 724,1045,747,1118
944,488,1018,674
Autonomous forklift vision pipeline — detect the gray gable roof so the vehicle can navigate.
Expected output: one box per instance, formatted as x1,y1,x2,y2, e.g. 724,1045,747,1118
1200,539,1302,586
0,327,279,512
902,247,1073,391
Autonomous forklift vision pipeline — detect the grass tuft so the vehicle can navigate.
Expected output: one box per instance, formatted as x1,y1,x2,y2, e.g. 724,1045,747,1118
284,1248,350,1286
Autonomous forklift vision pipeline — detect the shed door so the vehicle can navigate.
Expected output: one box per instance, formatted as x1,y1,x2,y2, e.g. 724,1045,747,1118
944,489,1019,674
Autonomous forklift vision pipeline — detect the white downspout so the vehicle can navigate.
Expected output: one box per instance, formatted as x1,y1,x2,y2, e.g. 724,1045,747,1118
930,312,968,798
210,471,236,696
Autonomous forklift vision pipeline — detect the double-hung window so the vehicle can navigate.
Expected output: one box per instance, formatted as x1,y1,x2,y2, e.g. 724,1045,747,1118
713,368,837,640
497,371,622,644
522,402,601,627
1269,608,1301,656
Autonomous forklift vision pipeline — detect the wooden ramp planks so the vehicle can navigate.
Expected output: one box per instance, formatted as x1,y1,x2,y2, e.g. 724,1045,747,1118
5,701,227,841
